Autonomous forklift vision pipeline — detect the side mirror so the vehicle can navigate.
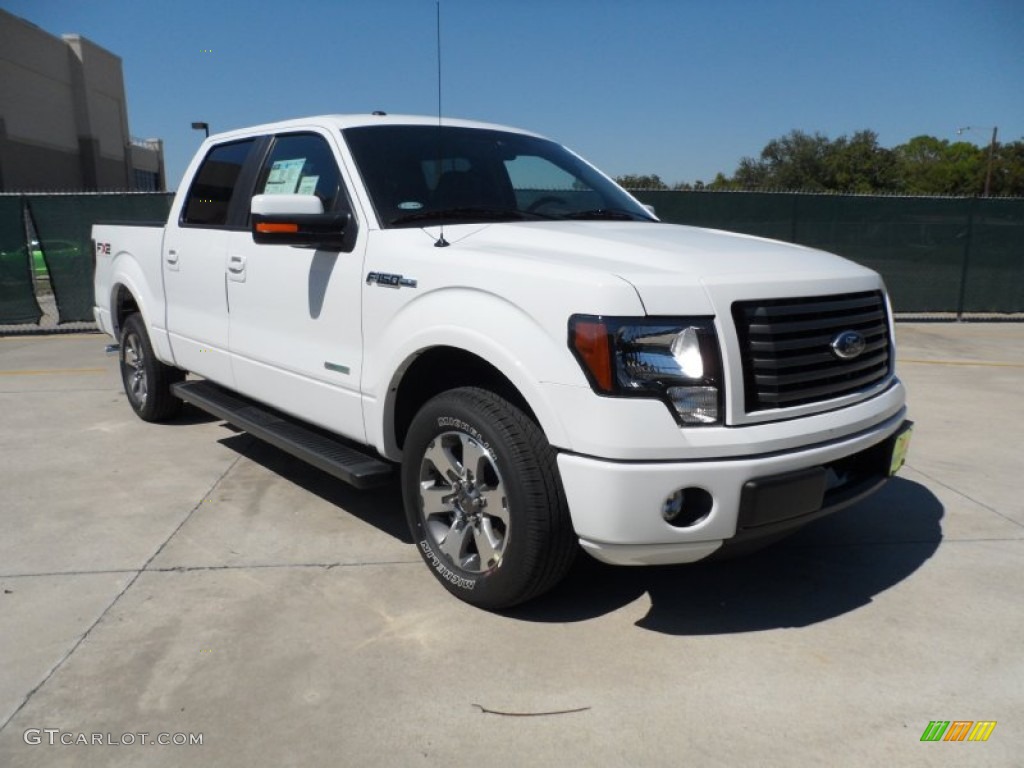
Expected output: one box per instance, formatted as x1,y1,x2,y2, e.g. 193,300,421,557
642,203,657,218
250,194,350,249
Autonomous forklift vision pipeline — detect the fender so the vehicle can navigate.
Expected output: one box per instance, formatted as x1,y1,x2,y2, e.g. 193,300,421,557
107,249,173,364
363,286,616,460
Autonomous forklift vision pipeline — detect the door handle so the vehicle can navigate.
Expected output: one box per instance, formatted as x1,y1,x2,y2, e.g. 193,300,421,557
226,254,247,283
165,249,180,271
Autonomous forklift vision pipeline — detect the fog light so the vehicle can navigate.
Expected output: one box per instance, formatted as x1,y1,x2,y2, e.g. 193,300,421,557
662,490,686,522
667,386,718,425
662,487,714,528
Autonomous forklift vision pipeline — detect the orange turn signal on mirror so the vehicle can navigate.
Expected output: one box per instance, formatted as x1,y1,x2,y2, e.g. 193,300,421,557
255,222,299,233
571,319,614,392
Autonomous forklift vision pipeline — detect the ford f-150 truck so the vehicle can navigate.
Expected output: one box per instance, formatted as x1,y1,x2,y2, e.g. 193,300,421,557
93,114,911,608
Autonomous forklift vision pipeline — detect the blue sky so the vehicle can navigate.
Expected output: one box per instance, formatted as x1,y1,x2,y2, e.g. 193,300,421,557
8,0,1023,190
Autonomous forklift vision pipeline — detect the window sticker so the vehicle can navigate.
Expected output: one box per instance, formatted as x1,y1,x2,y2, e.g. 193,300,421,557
264,158,305,194
296,175,319,195
398,201,424,210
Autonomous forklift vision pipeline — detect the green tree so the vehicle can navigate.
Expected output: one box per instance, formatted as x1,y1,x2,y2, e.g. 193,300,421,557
826,130,899,193
730,129,898,192
734,130,833,190
893,136,984,195
618,131,1024,195
614,173,668,190
987,140,1024,196
707,172,738,191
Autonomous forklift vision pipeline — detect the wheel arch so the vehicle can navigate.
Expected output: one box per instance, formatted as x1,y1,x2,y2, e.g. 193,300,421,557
382,345,570,461
106,250,174,364
111,282,141,338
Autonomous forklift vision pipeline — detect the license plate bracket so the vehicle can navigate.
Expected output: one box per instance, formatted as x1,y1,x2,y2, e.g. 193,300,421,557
889,422,913,476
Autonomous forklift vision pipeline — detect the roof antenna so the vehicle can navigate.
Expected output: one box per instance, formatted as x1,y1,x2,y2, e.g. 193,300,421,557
434,0,449,247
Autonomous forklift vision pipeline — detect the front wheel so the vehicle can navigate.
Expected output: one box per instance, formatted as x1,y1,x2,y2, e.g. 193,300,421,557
402,387,576,609
119,313,184,422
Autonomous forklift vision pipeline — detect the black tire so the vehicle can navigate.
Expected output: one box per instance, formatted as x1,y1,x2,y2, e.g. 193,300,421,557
119,312,184,422
402,387,576,609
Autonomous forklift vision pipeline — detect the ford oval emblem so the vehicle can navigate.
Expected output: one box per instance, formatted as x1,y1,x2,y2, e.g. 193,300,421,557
831,330,867,360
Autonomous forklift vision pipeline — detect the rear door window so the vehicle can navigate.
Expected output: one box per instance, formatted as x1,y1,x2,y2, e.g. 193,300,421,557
181,139,257,226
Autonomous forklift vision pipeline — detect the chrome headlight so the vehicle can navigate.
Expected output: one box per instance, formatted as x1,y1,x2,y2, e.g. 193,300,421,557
569,315,723,425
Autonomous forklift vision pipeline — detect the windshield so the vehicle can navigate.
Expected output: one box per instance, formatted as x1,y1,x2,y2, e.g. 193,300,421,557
342,125,655,228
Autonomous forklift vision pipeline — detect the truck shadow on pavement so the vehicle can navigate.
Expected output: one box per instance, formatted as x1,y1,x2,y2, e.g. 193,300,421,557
141,401,221,426
510,478,944,634
209,429,941,633
216,433,413,545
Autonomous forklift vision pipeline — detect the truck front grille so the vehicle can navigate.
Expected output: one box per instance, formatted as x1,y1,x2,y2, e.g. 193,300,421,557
732,291,892,413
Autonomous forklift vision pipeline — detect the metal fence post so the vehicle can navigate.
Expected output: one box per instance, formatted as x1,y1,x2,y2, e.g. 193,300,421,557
955,197,977,321
790,193,799,243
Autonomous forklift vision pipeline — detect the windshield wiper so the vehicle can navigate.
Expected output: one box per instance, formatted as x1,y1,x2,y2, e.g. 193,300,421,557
560,208,647,221
389,207,551,226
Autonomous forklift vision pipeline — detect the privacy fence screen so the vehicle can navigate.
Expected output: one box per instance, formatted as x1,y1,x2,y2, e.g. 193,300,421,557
0,195,41,325
634,191,1024,315
0,193,173,327
0,191,1021,328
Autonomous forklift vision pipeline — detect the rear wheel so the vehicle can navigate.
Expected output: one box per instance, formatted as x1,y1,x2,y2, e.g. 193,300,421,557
402,387,576,609
119,312,184,422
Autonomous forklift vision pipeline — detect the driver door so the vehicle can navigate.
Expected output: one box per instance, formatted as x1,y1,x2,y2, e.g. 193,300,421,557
225,130,366,442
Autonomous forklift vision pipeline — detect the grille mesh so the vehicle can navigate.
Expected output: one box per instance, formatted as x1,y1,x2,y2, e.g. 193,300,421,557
732,291,892,412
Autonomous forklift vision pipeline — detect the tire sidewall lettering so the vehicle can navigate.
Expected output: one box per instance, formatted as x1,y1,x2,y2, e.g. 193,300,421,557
420,414,502,590
403,388,572,608
418,539,477,591
435,416,499,465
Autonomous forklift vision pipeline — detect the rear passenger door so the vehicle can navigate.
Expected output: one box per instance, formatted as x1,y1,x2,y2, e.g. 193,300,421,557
225,130,367,442
164,138,262,386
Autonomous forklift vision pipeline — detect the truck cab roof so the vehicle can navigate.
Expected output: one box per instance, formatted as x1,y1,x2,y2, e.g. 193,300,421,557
205,113,542,142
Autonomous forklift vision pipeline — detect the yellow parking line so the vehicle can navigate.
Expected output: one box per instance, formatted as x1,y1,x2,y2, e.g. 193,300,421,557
0,333,101,341
899,358,1024,369
0,368,106,376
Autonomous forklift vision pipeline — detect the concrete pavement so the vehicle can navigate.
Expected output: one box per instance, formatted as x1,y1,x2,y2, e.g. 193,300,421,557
0,325,1021,766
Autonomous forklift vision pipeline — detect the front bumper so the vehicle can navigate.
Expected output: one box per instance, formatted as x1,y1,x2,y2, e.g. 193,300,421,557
557,409,910,566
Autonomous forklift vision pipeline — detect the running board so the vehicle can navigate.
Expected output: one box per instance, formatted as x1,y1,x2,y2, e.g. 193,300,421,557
171,380,393,489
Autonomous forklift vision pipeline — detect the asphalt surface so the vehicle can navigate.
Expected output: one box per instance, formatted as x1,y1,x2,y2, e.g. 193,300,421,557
0,324,1021,767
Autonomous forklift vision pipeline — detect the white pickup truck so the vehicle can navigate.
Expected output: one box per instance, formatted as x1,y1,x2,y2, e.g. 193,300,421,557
94,114,911,608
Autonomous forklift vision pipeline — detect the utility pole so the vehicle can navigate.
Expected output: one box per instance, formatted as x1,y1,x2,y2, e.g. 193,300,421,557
956,125,999,197
984,126,998,198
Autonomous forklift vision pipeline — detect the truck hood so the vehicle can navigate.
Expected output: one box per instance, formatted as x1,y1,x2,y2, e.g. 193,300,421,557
432,220,882,315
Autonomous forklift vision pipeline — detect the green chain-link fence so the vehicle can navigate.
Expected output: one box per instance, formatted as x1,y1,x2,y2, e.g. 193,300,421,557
0,190,1021,328
635,191,1024,315
0,193,173,328
25,194,174,322
0,195,42,325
